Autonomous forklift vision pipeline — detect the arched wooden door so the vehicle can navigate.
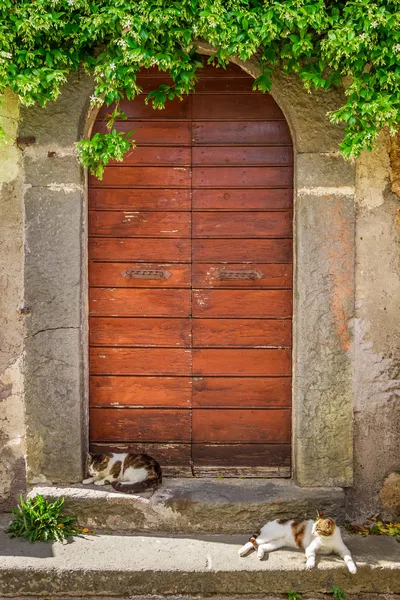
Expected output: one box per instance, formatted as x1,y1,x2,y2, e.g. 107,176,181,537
88,64,293,477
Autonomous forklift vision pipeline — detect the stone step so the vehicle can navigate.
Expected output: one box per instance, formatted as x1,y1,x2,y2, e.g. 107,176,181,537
1,522,399,596
29,479,345,534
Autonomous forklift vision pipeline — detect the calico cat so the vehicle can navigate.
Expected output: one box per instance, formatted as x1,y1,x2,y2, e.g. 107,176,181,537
82,453,162,493
238,511,357,574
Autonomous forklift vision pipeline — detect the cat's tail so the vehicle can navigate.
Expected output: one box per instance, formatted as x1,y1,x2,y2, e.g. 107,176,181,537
112,474,162,495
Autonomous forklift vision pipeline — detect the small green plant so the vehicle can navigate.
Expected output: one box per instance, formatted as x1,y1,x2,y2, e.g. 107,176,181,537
288,592,302,600
331,585,346,600
6,494,78,543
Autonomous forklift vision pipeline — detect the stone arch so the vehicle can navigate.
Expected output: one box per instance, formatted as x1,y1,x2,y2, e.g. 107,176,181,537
21,50,355,487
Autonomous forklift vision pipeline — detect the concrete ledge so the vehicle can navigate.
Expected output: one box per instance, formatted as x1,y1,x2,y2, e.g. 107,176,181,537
0,522,399,596
29,479,345,534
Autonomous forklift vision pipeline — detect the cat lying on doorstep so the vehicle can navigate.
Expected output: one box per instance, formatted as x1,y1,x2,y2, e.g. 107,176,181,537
82,453,162,493
238,511,357,574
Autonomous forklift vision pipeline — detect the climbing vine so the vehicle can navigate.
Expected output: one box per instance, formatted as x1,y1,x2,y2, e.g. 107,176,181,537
2,0,400,177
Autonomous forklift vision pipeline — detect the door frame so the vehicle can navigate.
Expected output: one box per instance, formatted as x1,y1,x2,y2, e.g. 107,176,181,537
21,52,355,487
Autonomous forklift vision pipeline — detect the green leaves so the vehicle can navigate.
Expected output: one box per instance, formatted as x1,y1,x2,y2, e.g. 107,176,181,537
6,494,78,543
1,0,400,176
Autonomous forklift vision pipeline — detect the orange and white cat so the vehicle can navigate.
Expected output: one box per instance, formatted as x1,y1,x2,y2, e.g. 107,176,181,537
82,453,162,493
238,511,357,574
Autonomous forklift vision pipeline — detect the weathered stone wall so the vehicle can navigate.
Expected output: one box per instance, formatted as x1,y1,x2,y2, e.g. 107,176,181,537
346,131,400,520
0,91,26,510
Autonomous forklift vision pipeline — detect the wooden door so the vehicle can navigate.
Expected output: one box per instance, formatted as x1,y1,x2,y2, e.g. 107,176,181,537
89,64,293,477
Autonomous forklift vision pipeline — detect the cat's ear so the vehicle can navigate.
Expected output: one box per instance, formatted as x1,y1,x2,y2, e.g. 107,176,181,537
316,509,325,519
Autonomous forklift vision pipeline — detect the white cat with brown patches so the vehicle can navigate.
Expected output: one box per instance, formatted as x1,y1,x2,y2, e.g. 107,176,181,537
82,453,162,493
238,511,357,574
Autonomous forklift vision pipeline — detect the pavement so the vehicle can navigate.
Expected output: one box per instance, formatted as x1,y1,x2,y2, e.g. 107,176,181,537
0,515,399,596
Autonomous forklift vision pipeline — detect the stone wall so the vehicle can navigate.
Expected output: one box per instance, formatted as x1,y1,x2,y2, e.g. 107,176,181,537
0,91,26,510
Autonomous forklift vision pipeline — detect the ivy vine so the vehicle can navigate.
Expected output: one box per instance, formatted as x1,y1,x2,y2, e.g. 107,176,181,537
1,0,400,177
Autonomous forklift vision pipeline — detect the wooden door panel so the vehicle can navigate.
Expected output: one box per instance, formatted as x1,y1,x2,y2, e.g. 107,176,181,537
192,146,292,166
89,288,191,317
90,348,191,375
192,239,292,263
90,317,191,347
192,349,291,376
192,409,291,442
192,94,284,120
192,318,291,347
192,167,292,189
192,377,291,408
192,189,292,211
192,121,291,145
95,121,191,145
192,263,292,289
98,96,191,120
107,147,191,166
192,443,291,466
90,376,191,407
89,211,190,238
90,408,191,441
89,238,191,262
91,167,191,189
192,290,292,318
89,263,191,288
89,189,191,211
193,211,292,238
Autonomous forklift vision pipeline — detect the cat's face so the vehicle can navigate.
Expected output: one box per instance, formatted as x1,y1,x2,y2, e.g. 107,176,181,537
87,453,111,476
312,511,336,537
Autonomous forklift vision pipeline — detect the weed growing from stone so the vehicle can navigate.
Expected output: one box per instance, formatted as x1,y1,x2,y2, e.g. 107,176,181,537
331,585,346,600
6,494,78,542
287,591,302,600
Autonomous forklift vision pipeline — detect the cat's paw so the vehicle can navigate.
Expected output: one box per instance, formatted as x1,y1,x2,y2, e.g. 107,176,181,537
348,563,357,575
257,549,265,560
82,478,94,485
94,479,106,486
238,547,248,557
305,560,315,571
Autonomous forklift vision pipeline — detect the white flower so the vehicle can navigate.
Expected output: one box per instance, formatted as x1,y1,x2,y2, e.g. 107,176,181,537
359,33,367,41
67,0,75,4
371,20,378,28
394,44,400,53
109,63,116,70
89,95,103,106
117,39,127,48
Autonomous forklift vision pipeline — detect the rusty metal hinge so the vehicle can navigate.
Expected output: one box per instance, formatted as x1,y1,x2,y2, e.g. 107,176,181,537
219,269,263,281
121,268,171,280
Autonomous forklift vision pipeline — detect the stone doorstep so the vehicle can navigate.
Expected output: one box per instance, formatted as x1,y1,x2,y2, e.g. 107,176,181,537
0,525,400,596
28,478,346,534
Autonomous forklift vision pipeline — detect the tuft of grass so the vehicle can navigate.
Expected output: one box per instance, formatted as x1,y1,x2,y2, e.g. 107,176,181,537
331,584,346,600
288,591,302,600
6,494,78,543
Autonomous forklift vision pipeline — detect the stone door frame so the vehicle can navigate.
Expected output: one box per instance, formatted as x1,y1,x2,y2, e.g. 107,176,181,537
21,50,355,488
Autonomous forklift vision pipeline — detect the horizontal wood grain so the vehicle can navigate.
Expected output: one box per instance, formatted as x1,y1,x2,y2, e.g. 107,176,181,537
192,349,291,376
94,121,191,145
193,465,290,477
90,166,191,188
89,262,191,288
192,290,292,318
90,376,191,407
89,238,191,262
193,211,292,238
192,263,292,288
192,409,291,442
89,288,190,317
192,319,291,347
90,408,191,441
192,121,291,145
89,211,190,238
89,189,191,211
192,94,284,120
192,376,291,408
89,317,191,347
192,443,291,466
192,167,292,189
134,76,255,94
192,146,292,166
192,189,292,211
97,96,191,120
90,441,192,467
192,239,292,263
90,348,191,375
107,146,190,166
